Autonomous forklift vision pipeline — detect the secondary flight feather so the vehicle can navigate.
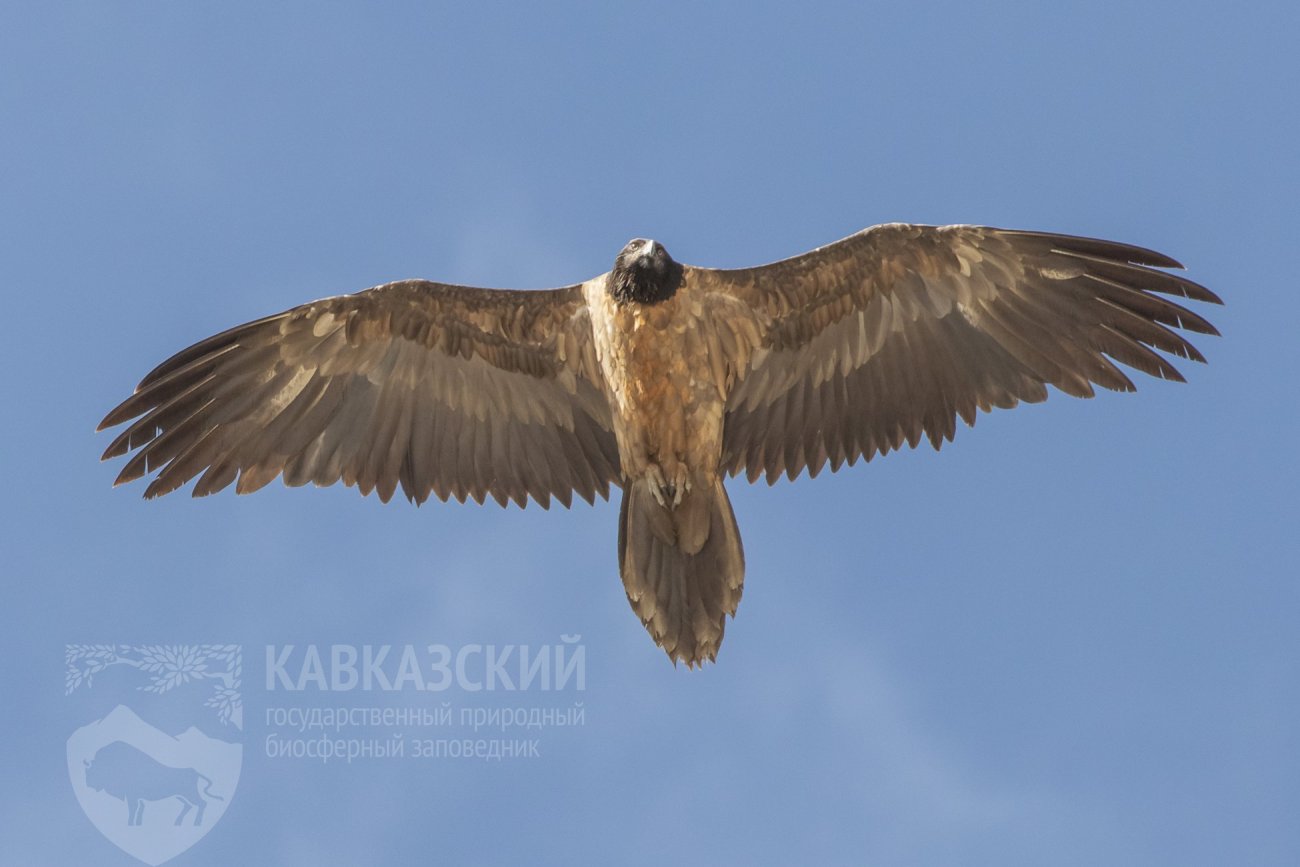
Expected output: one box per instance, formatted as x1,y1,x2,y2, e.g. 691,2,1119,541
99,223,1222,666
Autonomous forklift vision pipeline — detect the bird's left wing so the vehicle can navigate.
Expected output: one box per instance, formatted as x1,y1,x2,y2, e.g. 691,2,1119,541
690,223,1222,484
99,279,621,508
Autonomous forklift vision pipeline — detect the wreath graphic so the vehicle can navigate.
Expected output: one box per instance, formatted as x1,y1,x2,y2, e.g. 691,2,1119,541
65,645,242,729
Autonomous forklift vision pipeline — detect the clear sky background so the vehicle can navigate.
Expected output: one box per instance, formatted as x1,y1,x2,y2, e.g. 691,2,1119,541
3,2,1297,865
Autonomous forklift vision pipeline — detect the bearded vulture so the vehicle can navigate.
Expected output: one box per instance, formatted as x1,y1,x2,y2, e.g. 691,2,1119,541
99,224,1222,666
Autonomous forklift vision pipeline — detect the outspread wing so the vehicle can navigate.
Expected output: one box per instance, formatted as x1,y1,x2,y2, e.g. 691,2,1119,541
695,223,1222,484
99,279,622,508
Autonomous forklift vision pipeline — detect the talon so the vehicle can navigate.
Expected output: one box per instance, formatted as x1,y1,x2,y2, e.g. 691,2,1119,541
671,466,690,508
646,464,668,507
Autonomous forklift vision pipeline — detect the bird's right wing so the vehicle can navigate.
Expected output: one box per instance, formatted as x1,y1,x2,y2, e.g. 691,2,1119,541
691,223,1222,484
99,279,622,508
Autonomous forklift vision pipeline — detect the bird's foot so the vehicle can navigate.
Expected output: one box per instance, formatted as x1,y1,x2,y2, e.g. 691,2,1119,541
645,463,691,510
646,464,669,507
671,465,691,508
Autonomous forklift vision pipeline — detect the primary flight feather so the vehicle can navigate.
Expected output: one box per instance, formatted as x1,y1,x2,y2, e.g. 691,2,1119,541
100,223,1222,666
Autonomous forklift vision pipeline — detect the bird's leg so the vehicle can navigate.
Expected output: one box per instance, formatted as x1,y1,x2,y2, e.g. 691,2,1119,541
645,462,691,510
645,463,669,508
670,463,690,508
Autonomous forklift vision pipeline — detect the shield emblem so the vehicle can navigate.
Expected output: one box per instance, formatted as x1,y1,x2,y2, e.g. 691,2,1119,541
65,645,242,866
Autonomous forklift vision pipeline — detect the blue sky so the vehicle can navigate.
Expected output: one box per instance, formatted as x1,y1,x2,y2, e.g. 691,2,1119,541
3,2,1297,865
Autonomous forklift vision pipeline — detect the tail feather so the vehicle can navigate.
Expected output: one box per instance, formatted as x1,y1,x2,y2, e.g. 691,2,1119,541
619,476,745,667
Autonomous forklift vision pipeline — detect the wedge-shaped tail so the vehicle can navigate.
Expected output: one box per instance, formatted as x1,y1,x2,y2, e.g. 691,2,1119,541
618,477,745,667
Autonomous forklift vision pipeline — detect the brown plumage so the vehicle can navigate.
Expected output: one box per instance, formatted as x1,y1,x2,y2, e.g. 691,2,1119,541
99,224,1222,666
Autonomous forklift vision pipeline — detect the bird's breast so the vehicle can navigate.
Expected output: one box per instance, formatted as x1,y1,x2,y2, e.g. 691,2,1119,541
585,286,727,474
609,296,711,410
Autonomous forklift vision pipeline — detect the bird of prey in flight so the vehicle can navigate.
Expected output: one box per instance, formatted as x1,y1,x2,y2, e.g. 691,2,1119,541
100,223,1221,666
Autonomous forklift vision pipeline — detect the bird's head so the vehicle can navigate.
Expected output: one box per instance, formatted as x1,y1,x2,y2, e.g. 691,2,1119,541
608,238,683,305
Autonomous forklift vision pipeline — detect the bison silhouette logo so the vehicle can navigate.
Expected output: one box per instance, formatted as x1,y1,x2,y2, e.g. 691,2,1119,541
65,645,242,865
84,740,225,827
